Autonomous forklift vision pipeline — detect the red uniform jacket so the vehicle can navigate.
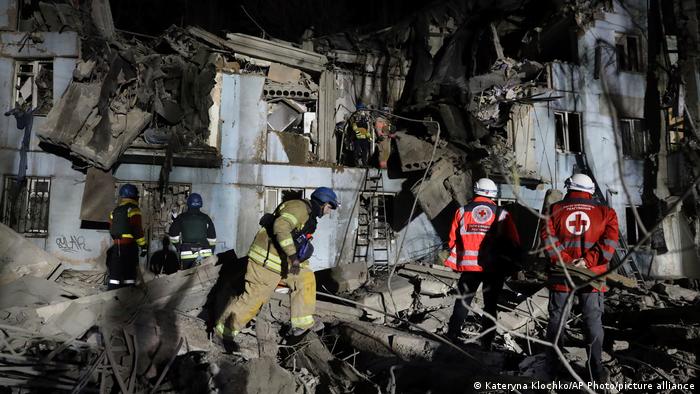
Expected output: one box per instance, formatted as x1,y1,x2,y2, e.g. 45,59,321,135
541,191,619,292
444,196,521,272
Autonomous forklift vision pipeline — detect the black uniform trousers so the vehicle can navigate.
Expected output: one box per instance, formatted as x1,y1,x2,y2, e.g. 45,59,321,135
447,271,505,347
546,291,605,381
106,242,139,290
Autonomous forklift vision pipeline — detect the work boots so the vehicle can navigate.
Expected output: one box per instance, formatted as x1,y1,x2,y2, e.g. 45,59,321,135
290,320,325,337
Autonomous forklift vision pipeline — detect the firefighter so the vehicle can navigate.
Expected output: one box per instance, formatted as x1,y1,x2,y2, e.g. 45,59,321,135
351,103,372,166
445,178,521,349
168,193,217,270
541,173,619,382
107,184,147,290
214,187,339,340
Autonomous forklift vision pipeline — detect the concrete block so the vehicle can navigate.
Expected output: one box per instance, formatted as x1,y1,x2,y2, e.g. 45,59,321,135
498,287,549,333
330,262,368,293
358,276,414,321
0,222,62,286
419,278,452,296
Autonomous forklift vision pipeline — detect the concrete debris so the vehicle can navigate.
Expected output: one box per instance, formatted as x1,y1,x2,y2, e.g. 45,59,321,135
0,222,62,286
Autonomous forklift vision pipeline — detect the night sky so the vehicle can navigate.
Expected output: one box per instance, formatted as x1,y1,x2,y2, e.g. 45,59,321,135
110,0,431,43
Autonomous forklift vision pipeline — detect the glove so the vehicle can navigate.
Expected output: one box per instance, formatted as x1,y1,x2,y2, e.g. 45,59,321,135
572,258,587,268
288,254,301,275
140,248,148,258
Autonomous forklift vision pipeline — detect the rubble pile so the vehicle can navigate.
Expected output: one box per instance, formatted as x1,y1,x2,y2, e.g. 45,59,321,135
1,240,698,393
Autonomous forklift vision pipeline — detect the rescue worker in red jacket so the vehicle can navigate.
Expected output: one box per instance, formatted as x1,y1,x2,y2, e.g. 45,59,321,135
445,178,521,348
107,184,147,290
541,173,619,382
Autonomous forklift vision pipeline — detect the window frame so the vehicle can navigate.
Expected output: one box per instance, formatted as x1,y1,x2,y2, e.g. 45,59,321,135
1,175,52,237
616,33,642,72
554,111,583,153
13,59,54,116
619,118,649,159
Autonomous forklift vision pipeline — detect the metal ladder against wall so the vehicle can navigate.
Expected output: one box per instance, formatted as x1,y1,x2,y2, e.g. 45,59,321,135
353,168,392,267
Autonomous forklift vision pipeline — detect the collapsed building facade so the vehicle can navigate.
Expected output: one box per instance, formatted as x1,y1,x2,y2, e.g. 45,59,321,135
1,0,700,392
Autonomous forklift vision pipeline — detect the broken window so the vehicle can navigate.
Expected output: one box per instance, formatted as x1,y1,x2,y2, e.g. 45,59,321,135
625,206,649,246
666,110,684,152
616,34,641,72
264,188,305,213
554,111,582,153
14,60,53,115
114,181,191,242
619,118,649,159
1,176,51,237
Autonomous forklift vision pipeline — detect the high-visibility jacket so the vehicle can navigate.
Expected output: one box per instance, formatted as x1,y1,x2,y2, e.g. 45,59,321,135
248,199,315,274
109,198,146,247
541,191,619,292
444,196,521,272
168,208,217,260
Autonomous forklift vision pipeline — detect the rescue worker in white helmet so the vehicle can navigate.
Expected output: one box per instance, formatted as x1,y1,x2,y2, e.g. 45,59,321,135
214,187,339,341
168,193,217,270
444,177,521,348
541,173,618,382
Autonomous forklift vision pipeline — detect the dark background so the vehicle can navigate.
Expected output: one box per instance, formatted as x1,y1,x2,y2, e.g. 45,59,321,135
110,0,432,42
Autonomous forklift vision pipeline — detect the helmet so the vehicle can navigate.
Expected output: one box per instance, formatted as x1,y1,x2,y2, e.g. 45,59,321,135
356,102,367,111
119,184,138,199
187,193,203,209
311,187,340,209
473,178,498,198
566,173,595,194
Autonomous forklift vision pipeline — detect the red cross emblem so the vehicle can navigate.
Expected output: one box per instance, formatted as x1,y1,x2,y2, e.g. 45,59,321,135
471,205,493,224
565,211,591,235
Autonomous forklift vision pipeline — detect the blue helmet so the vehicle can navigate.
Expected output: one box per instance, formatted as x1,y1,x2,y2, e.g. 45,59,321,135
187,193,203,208
311,187,339,209
356,102,367,111
119,184,138,199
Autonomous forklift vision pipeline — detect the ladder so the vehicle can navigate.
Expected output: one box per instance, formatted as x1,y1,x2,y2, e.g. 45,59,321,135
353,168,392,267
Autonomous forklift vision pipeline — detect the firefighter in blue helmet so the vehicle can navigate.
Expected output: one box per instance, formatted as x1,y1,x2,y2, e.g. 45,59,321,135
107,184,147,290
168,193,217,269
215,187,339,340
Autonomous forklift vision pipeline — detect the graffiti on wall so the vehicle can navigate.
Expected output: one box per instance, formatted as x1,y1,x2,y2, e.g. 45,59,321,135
55,234,92,253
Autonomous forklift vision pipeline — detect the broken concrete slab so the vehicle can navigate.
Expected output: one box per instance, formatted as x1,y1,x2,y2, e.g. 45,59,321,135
357,276,414,320
0,277,69,310
79,167,115,222
651,283,700,303
411,158,460,219
395,133,437,172
329,262,368,293
498,287,549,333
0,222,62,286
267,62,302,84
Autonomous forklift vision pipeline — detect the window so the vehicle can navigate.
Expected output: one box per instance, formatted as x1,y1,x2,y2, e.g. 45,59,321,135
625,206,648,246
263,188,305,213
619,118,649,159
2,176,51,237
14,60,53,115
554,111,582,153
616,34,641,72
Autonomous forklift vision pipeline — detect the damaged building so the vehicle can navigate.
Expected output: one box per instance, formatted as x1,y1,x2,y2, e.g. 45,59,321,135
1,0,700,392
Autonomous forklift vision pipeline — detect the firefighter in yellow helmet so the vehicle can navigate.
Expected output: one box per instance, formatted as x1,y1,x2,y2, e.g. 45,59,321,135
215,187,340,339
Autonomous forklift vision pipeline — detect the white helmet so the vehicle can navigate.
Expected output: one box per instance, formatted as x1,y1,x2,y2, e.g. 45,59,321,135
473,178,498,198
566,173,595,194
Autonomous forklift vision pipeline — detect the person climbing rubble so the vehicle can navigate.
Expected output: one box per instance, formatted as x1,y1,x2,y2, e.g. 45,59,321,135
214,187,340,341
168,192,217,269
374,108,397,169
107,184,147,290
540,173,619,383
444,177,521,349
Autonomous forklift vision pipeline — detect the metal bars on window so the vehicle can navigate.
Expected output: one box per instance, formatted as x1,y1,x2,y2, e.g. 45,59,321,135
1,176,51,237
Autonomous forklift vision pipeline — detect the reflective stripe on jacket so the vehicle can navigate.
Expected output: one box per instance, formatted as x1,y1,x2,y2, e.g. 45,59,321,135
444,196,520,272
540,191,619,292
109,198,146,247
247,199,312,274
